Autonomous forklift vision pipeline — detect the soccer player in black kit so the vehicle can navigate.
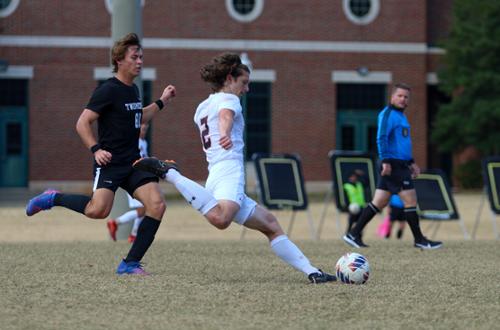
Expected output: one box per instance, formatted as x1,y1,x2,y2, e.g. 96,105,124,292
26,33,177,275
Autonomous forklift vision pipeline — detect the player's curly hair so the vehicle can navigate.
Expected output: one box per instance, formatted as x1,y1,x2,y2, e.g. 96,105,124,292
200,53,250,91
111,33,142,73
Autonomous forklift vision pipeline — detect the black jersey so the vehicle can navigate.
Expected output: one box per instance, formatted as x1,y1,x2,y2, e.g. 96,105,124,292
86,77,142,165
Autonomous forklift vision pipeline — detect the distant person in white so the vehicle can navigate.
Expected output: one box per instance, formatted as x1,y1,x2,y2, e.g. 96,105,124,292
107,123,149,243
133,53,335,283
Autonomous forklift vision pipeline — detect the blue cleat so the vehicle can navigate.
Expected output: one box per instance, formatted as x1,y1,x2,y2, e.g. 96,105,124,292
116,260,150,275
26,189,59,216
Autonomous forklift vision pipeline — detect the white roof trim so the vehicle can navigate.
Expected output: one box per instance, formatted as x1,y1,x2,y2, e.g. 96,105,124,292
0,65,34,79
251,69,276,82
0,35,444,54
94,67,157,80
332,70,392,83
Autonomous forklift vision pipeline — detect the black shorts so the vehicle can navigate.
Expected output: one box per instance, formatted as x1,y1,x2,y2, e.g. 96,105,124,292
390,206,405,222
376,160,414,194
93,164,158,196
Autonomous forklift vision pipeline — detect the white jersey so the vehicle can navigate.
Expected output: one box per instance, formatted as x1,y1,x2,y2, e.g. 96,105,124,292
194,92,245,169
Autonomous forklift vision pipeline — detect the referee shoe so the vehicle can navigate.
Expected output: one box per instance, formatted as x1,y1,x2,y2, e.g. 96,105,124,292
342,233,369,248
133,157,179,178
414,237,443,250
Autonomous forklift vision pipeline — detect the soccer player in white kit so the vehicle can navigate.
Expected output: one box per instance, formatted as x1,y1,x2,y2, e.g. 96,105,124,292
134,53,335,283
107,123,149,242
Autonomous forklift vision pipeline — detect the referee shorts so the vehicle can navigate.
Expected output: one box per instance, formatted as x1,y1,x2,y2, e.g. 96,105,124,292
377,160,414,194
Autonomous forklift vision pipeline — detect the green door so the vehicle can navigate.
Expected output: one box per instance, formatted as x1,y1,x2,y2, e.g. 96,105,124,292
337,110,379,153
0,107,28,187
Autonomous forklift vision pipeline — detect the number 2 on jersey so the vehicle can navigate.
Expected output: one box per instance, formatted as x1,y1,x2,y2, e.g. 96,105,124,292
199,116,211,149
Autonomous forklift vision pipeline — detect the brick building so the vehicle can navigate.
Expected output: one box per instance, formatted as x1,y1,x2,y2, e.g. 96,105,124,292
0,0,453,190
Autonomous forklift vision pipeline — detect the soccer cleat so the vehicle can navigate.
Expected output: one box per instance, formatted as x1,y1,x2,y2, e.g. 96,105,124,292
133,157,179,178
342,233,369,248
308,269,337,284
116,260,150,275
107,219,118,241
128,234,136,243
26,189,59,216
414,237,443,250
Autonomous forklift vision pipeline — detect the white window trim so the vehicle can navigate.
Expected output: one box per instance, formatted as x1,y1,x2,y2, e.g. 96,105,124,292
332,70,392,83
226,0,264,23
251,69,275,82
342,0,380,25
0,0,20,18
0,65,33,79
0,35,446,55
105,0,145,14
94,67,156,80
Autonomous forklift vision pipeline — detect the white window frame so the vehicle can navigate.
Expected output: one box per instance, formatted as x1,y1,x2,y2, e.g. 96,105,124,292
0,0,20,18
94,67,156,81
342,0,380,25
0,65,33,79
225,0,264,23
332,70,392,84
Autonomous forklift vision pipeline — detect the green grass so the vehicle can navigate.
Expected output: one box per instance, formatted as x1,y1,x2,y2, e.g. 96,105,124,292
1,240,499,330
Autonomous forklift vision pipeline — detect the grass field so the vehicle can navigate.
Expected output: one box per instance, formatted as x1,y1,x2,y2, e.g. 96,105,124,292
1,194,499,329
1,240,499,330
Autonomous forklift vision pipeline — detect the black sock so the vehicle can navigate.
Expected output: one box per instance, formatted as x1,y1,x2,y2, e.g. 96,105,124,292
404,207,424,242
124,216,161,263
350,203,379,237
346,214,357,234
53,193,91,214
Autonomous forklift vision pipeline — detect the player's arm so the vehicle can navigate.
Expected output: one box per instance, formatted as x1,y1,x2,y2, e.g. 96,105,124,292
409,162,420,179
76,109,112,166
377,113,394,176
218,109,235,150
142,85,176,123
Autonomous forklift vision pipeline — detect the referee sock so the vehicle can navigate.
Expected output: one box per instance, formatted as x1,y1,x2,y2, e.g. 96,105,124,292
53,193,91,215
270,235,318,275
404,207,424,242
164,170,218,215
124,216,160,263
350,202,379,237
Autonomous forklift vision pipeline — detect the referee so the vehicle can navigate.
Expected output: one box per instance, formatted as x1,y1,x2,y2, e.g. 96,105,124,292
26,33,178,274
343,83,443,249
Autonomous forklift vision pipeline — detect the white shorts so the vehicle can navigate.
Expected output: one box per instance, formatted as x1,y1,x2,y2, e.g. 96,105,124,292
205,159,257,225
127,193,144,209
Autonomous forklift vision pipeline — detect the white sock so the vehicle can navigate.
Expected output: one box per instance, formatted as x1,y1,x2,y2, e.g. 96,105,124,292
165,169,218,215
131,216,143,236
116,210,139,224
270,235,319,275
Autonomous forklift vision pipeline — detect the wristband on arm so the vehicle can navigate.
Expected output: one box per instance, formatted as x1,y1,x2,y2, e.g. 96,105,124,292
90,144,101,154
154,99,164,111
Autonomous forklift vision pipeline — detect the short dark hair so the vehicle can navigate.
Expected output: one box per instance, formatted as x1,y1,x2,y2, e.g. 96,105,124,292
391,83,411,94
111,33,142,73
200,53,250,91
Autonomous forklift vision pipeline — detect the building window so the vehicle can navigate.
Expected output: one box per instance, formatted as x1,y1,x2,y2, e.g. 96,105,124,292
342,0,380,25
0,0,20,18
244,82,271,160
0,79,28,106
226,0,264,23
337,84,386,110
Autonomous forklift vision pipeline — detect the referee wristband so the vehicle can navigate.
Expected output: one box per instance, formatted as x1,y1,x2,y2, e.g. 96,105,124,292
155,99,164,111
90,144,101,154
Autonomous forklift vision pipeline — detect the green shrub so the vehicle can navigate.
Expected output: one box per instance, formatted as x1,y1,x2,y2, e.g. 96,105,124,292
454,159,483,189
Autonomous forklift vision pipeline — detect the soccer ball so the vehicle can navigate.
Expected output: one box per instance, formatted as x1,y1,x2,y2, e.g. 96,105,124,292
335,252,370,284
348,203,361,214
